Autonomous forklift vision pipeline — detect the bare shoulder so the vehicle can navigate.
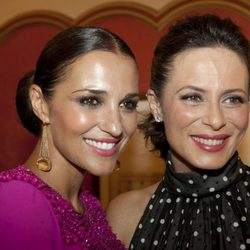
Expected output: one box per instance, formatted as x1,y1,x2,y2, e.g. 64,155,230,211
106,182,160,248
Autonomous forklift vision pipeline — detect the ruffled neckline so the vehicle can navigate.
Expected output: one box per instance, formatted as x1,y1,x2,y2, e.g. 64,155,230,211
164,152,244,197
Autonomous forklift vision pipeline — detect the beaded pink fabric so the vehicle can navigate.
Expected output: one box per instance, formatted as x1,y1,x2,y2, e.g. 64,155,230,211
0,165,126,250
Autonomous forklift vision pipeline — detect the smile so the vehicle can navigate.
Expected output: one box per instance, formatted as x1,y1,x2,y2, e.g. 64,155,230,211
192,136,224,146
84,139,116,150
191,135,229,152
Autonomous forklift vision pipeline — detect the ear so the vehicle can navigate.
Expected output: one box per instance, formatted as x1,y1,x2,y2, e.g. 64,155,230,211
146,89,163,121
29,84,50,124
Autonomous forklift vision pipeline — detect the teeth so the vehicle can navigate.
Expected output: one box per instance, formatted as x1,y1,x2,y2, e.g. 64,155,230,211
85,139,116,150
192,136,223,146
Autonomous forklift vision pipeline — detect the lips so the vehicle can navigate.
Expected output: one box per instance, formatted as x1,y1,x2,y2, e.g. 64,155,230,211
191,134,229,152
84,138,121,156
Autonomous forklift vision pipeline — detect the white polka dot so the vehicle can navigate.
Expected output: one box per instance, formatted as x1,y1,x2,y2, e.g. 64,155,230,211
149,204,153,210
245,207,248,213
171,219,174,224
237,196,242,201
188,179,194,184
241,216,247,221
240,244,246,250
203,174,208,180
216,194,220,199
226,191,232,196
217,227,222,232
139,223,143,229
182,219,185,224
233,222,239,227
186,242,189,248
159,198,164,203
176,197,181,203
221,214,225,220
209,187,215,192
161,188,165,193
150,218,155,223
130,244,134,249
168,160,172,165
169,209,173,214
186,198,190,203
176,188,181,193
166,198,171,203
152,194,155,199
181,209,184,214
194,198,198,203
226,237,231,242
153,240,158,246
216,205,219,210
247,192,250,197
246,238,250,244
196,209,200,214
228,201,231,206
140,238,145,243
175,231,179,236
163,231,166,236
160,219,165,224
239,168,243,174
244,181,249,186
223,176,228,182
193,231,198,237
192,193,198,197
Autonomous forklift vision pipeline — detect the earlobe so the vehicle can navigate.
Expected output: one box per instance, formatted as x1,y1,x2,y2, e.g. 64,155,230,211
29,84,49,123
146,89,163,122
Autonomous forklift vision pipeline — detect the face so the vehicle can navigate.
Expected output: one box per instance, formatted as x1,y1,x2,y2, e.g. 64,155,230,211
152,47,249,172
45,51,139,176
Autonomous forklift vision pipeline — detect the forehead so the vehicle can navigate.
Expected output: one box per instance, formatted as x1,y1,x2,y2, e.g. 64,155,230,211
164,47,249,92
54,50,138,93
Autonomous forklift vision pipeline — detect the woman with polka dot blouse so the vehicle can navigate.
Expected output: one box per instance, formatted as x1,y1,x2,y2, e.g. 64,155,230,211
107,14,250,250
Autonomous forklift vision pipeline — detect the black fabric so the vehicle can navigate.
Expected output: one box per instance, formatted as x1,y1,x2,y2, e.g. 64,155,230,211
129,152,250,250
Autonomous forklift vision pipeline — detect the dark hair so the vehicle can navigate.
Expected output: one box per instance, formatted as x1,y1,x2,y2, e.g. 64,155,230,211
139,14,250,159
16,26,136,136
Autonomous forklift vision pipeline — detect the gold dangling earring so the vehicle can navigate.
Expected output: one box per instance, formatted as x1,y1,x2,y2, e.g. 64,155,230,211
36,122,52,172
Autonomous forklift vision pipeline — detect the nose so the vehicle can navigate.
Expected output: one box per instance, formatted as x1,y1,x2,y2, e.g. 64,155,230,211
100,107,123,137
202,103,226,130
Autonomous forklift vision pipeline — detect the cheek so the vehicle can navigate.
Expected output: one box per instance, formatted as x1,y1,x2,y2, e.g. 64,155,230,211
164,103,198,131
121,113,137,135
51,106,95,134
227,107,249,131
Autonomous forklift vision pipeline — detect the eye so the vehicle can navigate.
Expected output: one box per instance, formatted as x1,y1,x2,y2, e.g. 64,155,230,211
120,99,138,111
223,95,245,105
78,96,101,107
180,93,203,103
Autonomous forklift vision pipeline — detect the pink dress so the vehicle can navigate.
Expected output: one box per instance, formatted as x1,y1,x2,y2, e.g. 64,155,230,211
0,165,126,250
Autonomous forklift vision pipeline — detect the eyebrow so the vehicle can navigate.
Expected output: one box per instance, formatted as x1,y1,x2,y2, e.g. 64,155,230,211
72,89,140,98
177,85,248,95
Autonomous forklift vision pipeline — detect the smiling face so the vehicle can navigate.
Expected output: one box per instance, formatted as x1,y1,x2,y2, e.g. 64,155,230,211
44,50,139,176
150,47,249,172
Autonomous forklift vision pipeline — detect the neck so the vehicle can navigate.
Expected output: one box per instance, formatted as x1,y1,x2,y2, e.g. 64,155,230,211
25,142,85,213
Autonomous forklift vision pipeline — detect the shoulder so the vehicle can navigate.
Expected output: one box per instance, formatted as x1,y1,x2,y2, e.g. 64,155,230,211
0,180,62,249
106,182,159,248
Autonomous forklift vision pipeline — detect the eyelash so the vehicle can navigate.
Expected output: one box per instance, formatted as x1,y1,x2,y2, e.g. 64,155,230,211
78,96,101,107
180,94,246,105
120,99,138,111
77,96,138,111
180,94,202,103
224,95,245,105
